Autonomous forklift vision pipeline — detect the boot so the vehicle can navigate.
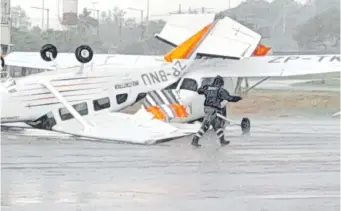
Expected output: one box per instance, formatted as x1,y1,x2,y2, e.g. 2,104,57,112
191,136,201,147
220,136,230,146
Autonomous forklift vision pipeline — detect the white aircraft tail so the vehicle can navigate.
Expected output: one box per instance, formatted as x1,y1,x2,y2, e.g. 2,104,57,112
157,14,263,59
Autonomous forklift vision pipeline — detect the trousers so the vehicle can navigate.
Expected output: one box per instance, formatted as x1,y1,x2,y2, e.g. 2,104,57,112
193,106,225,143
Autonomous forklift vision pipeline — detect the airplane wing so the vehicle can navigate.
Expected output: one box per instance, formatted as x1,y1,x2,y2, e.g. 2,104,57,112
48,89,198,144
189,54,341,77
4,52,164,69
51,110,198,144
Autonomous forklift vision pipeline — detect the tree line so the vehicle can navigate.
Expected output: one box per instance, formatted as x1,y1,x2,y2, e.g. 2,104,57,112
9,0,340,55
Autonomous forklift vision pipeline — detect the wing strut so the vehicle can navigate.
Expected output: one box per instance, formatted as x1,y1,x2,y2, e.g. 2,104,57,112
243,76,270,95
40,81,93,131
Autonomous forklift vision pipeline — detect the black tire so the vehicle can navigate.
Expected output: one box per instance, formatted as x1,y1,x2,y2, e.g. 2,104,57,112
241,117,250,135
75,45,93,64
40,44,58,62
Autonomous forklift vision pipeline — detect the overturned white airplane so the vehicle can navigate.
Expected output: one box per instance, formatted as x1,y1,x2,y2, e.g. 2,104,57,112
1,14,340,144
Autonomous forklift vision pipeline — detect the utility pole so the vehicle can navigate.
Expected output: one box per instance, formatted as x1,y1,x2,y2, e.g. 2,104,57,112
46,8,49,29
31,5,49,29
146,0,149,35
42,0,44,29
151,5,217,19
87,8,100,35
170,6,215,14
169,4,182,14
127,7,145,41
92,1,98,9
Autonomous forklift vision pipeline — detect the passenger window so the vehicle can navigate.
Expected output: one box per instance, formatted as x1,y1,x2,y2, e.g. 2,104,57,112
93,97,111,111
116,93,128,104
73,102,88,115
180,78,198,91
59,102,88,121
59,108,73,121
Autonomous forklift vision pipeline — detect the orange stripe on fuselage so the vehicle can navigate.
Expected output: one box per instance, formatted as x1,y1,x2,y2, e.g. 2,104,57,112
164,24,212,63
146,106,167,120
252,44,271,56
145,103,189,120
170,104,188,118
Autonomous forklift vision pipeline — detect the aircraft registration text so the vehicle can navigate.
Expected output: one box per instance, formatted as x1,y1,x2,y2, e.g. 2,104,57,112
141,60,187,86
268,55,340,63
1,116,19,121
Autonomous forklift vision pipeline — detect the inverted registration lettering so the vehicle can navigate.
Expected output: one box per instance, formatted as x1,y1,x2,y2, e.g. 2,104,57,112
141,70,168,85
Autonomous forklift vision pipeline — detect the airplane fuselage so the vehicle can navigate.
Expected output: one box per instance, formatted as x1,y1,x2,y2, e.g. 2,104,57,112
1,58,241,127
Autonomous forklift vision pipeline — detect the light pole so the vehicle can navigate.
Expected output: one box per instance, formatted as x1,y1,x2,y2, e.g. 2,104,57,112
87,8,100,35
127,7,144,40
42,0,44,29
146,0,149,35
31,6,49,29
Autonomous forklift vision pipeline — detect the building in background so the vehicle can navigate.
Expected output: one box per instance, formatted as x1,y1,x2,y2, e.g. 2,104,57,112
1,0,12,56
60,0,78,28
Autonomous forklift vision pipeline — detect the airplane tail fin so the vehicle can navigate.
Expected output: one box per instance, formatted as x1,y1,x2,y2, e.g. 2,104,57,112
161,14,263,62
144,15,267,120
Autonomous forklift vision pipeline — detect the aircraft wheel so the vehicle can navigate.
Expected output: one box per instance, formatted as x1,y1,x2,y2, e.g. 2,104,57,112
40,44,58,62
241,117,250,135
75,45,93,64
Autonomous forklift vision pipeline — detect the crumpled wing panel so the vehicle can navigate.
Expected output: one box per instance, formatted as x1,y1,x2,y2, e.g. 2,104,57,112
52,111,192,144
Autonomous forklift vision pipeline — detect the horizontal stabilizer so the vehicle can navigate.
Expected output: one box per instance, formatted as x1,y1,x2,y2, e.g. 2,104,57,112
155,14,215,47
51,112,194,144
195,17,261,59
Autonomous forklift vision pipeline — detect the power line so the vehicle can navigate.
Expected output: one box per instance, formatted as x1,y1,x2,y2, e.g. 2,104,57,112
151,4,218,18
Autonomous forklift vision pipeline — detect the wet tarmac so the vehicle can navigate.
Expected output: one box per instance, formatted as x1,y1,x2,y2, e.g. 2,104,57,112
1,117,340,211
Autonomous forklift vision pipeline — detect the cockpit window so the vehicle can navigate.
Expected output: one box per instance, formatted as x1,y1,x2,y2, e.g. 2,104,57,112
180,78,198,91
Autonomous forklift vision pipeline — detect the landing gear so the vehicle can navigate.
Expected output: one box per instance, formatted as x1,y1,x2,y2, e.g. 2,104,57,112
75,45,93,64
40,44,58,62
241,117,250,135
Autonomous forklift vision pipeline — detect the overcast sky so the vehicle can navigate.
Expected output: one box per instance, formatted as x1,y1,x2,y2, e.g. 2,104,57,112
11,0,309,29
